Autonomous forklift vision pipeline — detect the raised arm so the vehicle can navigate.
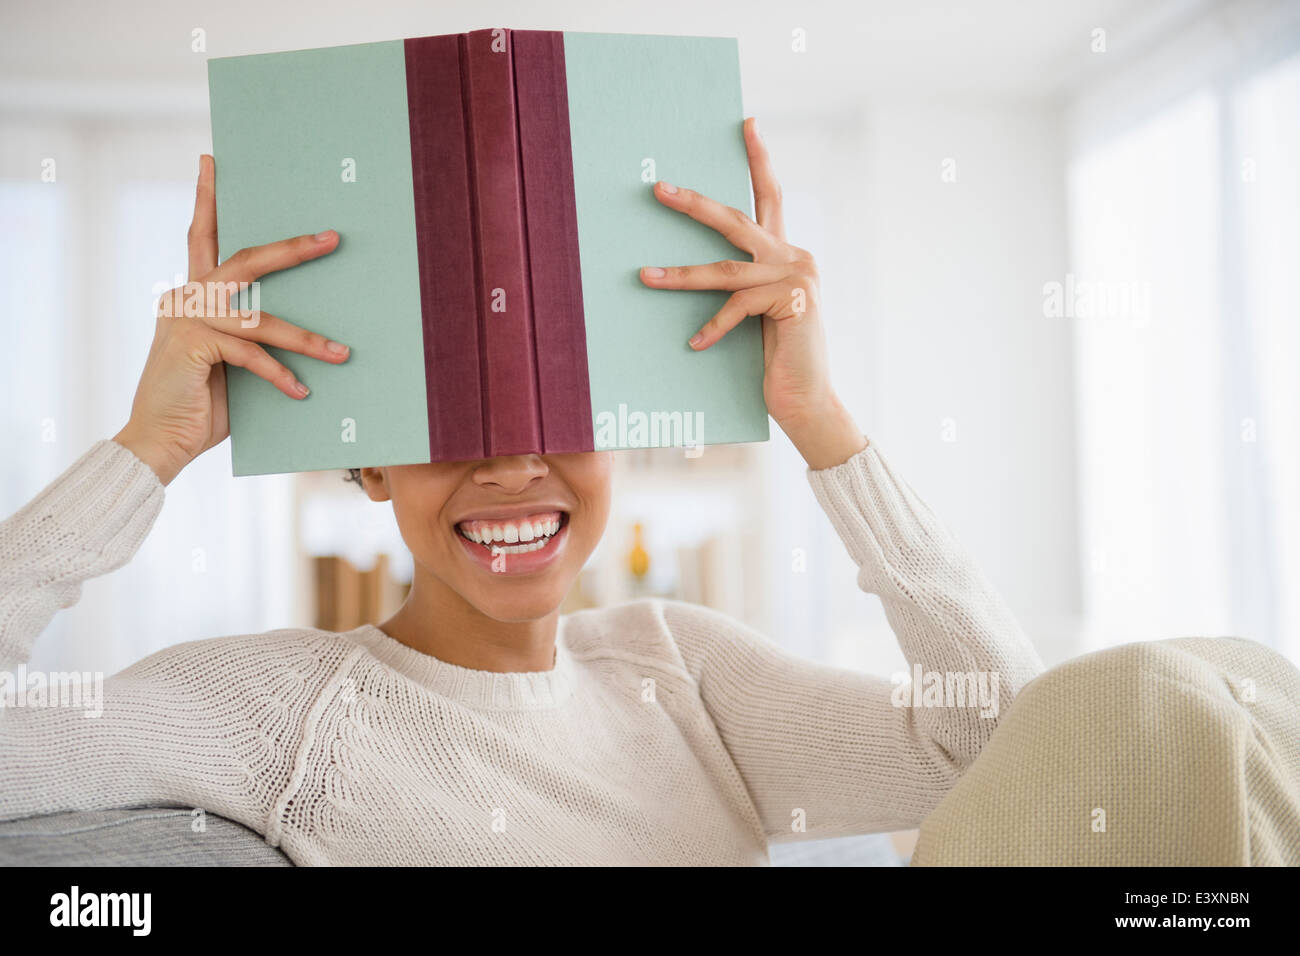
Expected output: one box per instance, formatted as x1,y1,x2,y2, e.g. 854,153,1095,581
666,438,1045,839
0,154,351,828
0,441,162,670
0,439,266,827
3,153,346,662
644,117,1044,840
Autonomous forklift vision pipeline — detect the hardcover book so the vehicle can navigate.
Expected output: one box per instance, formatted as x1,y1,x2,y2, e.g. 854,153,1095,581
208,28,769,476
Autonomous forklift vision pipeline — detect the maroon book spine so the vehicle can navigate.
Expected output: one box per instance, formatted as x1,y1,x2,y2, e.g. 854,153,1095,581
404,28,593,463
512,30,594,453
404,33,485,461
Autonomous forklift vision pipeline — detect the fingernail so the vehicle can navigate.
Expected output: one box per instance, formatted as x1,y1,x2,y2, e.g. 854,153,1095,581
294,381,310,397
643,266,665,278
314,230,335,242
688,333,704,349
659,181,678,195
325,340,349,356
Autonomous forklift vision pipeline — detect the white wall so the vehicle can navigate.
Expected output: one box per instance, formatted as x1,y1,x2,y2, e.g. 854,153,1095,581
757,104,1080,672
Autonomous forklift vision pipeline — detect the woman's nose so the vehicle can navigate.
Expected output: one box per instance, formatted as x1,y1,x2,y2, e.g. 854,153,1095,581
471,455,549,494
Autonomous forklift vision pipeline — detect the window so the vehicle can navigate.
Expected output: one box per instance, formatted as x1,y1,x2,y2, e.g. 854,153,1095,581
1069,51,1300,657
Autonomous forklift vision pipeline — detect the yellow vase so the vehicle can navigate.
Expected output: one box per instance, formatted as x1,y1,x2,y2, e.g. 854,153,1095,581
627,523,650,580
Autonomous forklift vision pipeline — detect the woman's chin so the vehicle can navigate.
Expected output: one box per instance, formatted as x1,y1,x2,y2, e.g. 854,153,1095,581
462,579,572,624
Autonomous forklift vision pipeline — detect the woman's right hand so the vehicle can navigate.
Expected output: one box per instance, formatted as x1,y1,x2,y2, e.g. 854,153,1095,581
113,154,349,486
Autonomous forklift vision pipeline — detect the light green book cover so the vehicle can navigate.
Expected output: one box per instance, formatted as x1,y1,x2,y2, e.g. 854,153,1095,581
208,29,769,476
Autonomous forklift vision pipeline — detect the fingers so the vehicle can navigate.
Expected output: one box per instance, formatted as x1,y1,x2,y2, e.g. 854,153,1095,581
155,287,349,364
208,229,340,286
687,285,775,351
744,117,786,242
202,328,311,399
188,154,219,280
639,259,787,291
652,180,780,259
687,280,812,351
213,309,351,364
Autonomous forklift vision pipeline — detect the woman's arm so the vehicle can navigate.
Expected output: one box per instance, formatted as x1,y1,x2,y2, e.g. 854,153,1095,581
665,434,1045,839
645,118,1044,839
0,155,350,827
3,154,344,662
0,440,162,671
0,439,268,827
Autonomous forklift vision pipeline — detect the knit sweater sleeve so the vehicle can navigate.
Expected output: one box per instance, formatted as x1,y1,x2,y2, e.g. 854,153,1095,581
0,441,281,833
0,440,164,669
662,441,1046,841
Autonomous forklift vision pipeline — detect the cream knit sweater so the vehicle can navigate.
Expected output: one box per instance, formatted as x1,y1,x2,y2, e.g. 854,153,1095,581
0,439,1044,865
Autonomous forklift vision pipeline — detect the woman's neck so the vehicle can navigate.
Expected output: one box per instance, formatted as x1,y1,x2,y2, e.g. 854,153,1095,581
377,575,559,674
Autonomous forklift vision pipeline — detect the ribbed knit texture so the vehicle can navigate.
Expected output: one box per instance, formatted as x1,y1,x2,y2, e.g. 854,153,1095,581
0,439,1044,865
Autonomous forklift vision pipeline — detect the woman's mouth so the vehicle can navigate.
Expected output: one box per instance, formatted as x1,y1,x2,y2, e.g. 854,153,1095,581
454,510,570,574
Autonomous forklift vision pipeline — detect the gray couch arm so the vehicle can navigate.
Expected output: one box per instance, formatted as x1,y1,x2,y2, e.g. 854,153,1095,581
0,807,902,865
0,808,291,866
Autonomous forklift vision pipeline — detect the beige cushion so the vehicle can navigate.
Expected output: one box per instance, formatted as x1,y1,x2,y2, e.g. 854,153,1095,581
913,636,1300,866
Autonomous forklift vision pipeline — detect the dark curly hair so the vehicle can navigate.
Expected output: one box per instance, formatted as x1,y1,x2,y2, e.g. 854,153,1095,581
344,468,364,489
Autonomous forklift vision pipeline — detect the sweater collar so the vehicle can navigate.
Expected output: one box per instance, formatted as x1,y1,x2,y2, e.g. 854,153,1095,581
348,622,576,710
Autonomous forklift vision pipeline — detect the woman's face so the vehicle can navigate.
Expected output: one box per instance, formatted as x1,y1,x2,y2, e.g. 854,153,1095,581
360,452,613,622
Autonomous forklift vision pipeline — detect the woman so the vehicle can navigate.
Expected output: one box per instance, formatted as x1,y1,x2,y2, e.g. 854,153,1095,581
0,118,1044,865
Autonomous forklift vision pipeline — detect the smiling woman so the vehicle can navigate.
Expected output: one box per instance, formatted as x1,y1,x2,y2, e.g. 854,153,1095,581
359,448,610,648
0,118,1047,865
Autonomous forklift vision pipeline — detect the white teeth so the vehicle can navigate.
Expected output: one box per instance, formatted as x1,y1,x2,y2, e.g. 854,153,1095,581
490,539,549,555
459,514,564,549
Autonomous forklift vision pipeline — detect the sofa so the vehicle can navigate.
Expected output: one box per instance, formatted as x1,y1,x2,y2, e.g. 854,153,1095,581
0,807,902,866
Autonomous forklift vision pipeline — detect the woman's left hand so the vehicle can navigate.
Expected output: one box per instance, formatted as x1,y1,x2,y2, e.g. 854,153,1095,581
639,116,867,469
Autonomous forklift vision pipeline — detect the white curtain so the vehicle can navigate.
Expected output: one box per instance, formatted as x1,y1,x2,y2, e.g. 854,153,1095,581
1068,44,1300,660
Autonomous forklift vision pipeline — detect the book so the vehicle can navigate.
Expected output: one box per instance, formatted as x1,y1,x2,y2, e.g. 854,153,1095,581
207,28,770,476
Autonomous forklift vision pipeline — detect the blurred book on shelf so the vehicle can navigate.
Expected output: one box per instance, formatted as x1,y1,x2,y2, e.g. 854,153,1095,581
675,535,743,615
617,442,753,473
314,553,409,631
